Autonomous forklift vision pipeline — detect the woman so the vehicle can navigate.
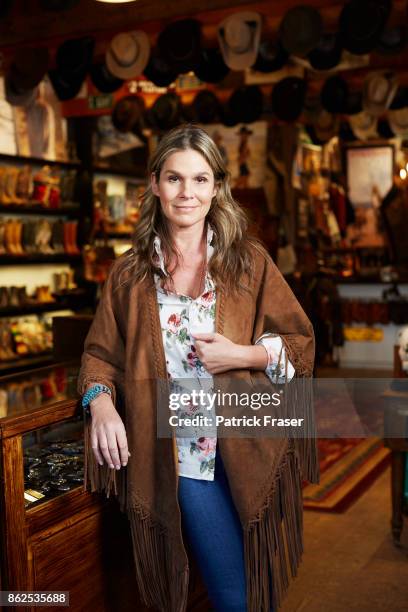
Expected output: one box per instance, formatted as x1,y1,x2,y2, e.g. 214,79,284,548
78,124,318,612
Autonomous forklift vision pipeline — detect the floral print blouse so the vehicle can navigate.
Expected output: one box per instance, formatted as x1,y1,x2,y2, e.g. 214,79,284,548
154,226,294,481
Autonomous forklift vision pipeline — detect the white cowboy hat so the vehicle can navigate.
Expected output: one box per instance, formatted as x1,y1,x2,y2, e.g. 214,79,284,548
362,71,398,117
217,11,262,71
388,107,408,136
349,111,379,141
106,31,150,80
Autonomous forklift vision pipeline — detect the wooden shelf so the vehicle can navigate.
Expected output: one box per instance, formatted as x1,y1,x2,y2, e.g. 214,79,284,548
0,204,80,217
0,153,80,168
0,352,54,375
0,294,91,318
0,254,82,265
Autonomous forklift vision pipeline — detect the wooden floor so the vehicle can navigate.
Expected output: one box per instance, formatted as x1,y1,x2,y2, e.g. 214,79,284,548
281,466,408,612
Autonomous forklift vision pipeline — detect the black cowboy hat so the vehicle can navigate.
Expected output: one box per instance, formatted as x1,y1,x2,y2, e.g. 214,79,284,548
227,85,264,125
253,38,288,73
321,75,349,114
390,87,408,110
49,36,94,101
157,19,202,74
308,32,343,71
143,47,178,87
90,63,124,94
339,0,391,55
194,47,230,84
376,25,407,56
146,92,183,132
279,5,323,57
271,77,306,122
111,95,146,134
192,90,223,124
8,47,49,90
344,90,363,115
377,118,394,139
40,0,79,9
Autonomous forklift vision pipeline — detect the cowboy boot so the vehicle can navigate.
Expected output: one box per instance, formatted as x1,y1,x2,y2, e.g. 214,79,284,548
63,221,72,254
69,220,81,255
14,220,25,255
0,220,6,254
5,219,16,254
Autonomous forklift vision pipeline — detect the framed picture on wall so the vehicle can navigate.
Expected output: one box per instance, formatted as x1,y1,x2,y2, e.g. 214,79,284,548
346,144,394,208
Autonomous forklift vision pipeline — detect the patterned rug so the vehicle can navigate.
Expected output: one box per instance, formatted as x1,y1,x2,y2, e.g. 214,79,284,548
302,437,390,512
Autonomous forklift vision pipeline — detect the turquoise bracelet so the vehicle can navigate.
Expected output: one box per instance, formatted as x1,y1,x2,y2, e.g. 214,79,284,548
82,384,112,414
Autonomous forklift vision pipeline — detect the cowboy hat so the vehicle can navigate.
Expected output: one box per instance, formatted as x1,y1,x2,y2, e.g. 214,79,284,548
349,111,379,141
339,0,391,55
253,38,289,73
106,31,150,80
320,75,349,114
362,71,398,117
376,25,407,56
111,95,145,133
8,47,49,90
344,90,363,116
90,63,124,94
388,107,408,136
143,47,178,87
146,92,182,132
48,36,94,101
192,90,223,124
390,87,408,110
217,11,262,71
279,5,323,57
194,47,230,83
5,76,37,107
271,77,306,122
227,85,263,124
308,32,342,71
157,19,202,74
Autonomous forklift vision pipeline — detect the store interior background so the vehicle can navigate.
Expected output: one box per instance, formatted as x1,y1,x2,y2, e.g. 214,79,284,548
0,1,407,611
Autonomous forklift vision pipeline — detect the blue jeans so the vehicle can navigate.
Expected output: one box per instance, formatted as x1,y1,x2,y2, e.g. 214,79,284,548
177,447,274,611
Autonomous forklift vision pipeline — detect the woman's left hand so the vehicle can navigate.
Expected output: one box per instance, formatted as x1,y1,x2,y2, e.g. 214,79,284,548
192,332,268,374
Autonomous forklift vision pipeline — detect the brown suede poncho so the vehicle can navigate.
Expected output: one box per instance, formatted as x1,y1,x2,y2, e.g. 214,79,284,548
77,245,319,612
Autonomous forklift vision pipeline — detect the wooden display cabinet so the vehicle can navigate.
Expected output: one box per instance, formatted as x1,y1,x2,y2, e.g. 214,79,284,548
0,366,210,612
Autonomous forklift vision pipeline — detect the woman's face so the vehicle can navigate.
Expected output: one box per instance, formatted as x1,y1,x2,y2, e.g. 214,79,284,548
151,148,217,229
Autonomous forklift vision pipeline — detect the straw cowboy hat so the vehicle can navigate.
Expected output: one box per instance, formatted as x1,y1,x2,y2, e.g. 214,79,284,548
362,71,399,117
217,11,262,70
349,111,379,141
388,107,408,136
106,31,150,80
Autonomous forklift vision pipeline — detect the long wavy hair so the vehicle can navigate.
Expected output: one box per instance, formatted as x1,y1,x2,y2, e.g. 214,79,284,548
116,123,267,294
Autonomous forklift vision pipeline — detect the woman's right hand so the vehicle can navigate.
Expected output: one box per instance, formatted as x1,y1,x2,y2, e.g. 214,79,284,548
89,393,129,470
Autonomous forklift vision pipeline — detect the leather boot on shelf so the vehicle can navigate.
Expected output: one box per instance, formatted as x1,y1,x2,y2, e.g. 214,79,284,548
68,220,80,255
15,166,32,203
0,167,6,205
51,219,64,253
3,167,19,204
0,220,6,254
0,287,9,308
9,286,20,307
13,219,25,255
17,286,29,306
5,219,17,254
63,221,72,254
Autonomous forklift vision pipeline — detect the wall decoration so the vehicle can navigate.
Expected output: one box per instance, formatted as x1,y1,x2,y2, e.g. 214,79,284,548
200,121,267,188
346,144,394,207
